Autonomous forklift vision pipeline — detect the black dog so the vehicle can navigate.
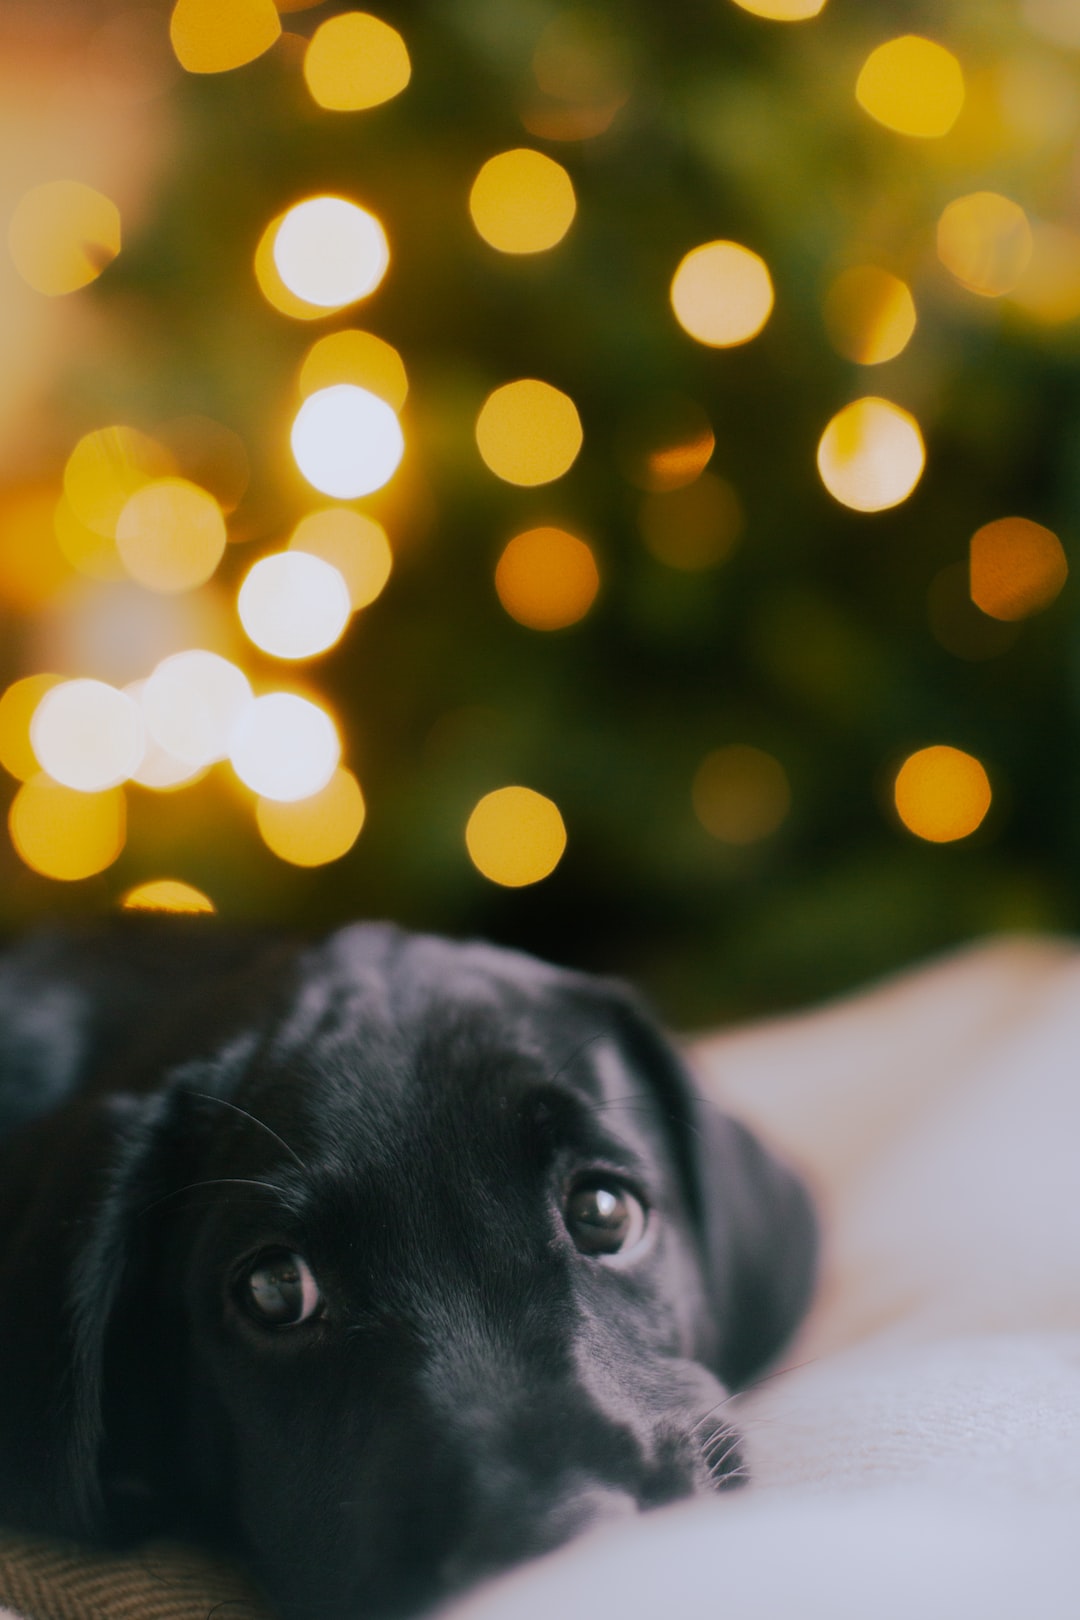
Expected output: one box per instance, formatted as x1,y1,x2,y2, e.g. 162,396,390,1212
0,918,816,1620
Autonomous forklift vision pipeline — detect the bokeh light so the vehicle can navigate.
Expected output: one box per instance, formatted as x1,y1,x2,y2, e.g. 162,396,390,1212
122,880,215,913
495,527,600,630
1010,224,1080,324
304,12,411,111
256,766,365,865
169,0,280,74
1022,0,1080,50
692,746,791,844
729,0,826,16
30,680,143,792
115,477,227,593
9,776,126,881
273,197,389,309
124,680,206,791
937,193,1033,297
894,746,992,843
670,241,774,348
617,397,715,492
524,10,631,140
7,181,121,297
465,786,567,887
238,552,352,659
475,379,582,485
639,473,744,570
855,36,965,138
291,385,405,499
63,426,170,539
0,490,71,612
0,676,63,782
928,564,1020,662
969,517,1068,621
469,149,577,254
816,397,926,513
54,496,126,580
823,267,917,365
229,693,341,802
288,508,393,610
142,650,253,767
299,329,408,411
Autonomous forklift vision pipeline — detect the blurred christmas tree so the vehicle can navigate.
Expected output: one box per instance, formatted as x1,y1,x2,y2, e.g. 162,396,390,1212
1,0,1079,1023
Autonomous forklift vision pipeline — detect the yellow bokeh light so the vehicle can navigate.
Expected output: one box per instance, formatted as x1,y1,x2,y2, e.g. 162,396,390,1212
1010,224,1080,325
693,746,791,845
169,0,280,73
670,241,774,348
816,397,925,513
969,517,1067,622
273,197,389,310
894,746,991,843
469,149,577,255
63,425,170,539
255,213,328,321
115,477,227,594
475,379,583,486
855,36,965,138
937,193,1033,298
618,397,715,493
238,552,351,660
7,181,121,297
0,675,63,782
495,527,600,630
639,473,744,570
143,650,253,767
53,496,126,580
299,329,408,411
256,765,365,866
729,0,826,17
122,879,215,913
291,385,405,499
465,786,567,887
304,11,410,111
9,775,126,882
288,508,392,611
0,490,71,611
823,267,917,365
30,680,144,793
229,693,340,802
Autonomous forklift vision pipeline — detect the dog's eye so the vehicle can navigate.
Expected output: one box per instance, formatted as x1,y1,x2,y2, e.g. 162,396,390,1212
240,1250,321,1327
563,1180,647,1257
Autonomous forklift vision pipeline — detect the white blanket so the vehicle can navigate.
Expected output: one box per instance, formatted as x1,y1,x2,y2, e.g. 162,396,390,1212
451,936,1080,1620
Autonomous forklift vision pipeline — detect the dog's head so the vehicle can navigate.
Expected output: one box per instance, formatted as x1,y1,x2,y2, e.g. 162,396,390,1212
0,923,815,1620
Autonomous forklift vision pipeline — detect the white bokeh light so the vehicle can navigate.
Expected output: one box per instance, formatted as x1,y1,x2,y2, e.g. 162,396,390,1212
238,552,352,660
229,693,341,802
124,680,206,790
31,679,144,792
291,384,404,499
272,197,389,308
142,651,253,767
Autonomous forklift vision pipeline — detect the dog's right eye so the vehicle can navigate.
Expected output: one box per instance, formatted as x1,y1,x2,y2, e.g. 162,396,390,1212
239,1250,321,1327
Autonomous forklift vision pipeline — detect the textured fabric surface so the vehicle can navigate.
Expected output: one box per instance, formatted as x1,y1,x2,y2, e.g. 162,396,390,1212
0,1531,270,1620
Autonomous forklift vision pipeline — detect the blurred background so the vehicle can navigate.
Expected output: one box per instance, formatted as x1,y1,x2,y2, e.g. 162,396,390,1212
0,0,1078,1025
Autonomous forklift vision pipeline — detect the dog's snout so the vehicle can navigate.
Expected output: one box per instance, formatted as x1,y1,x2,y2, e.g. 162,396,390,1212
439,1483,639,1595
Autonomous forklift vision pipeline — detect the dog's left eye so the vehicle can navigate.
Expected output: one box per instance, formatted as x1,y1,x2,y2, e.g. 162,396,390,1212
563,1179,647,1257
240,1250,321,1327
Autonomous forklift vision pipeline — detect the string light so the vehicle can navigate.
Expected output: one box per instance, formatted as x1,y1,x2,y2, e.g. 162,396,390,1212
816,397,925,512
9,776,126,881
495,527,600,630
469,150,577,254
465,786,567,887
299,330,408,410
7,181,121,296
475,379,582,485
169,0,280,74
238,552,352,659
969,517,1067,620
116,478,227,593
288,509,393,610
729,0,826,17
256,766,365,865
229,693,341,802
823,267,917,365
937,193,1033,297
670,241,774,347
273,197,389,309
855,36,965,138
124,680,206,791
304,12,411,111
122,880,215,913
63,426,170,538
30,680,144,792
893,746,991,843
0,676,63,782
291,385,405,499
142,650,253,767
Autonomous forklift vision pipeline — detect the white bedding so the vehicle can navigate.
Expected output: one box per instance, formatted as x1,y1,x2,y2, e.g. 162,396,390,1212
451,936,1080,1619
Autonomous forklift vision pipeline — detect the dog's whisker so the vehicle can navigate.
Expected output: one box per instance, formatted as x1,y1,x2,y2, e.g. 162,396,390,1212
186,1090,309,1171
137,1176,285,1218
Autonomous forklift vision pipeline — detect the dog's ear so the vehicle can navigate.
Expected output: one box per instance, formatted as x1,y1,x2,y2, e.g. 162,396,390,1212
598,983,818,1391
0,1083,199,1541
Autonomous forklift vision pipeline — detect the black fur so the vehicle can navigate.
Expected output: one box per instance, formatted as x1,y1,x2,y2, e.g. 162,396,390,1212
0,917,816,1620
